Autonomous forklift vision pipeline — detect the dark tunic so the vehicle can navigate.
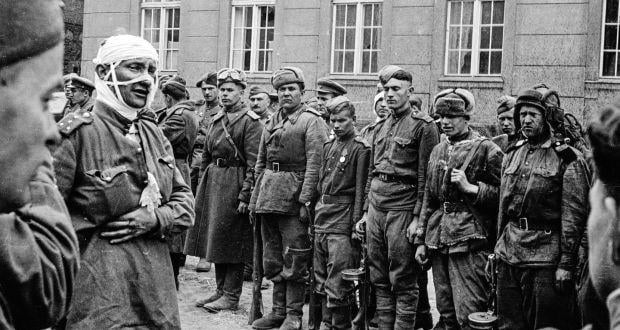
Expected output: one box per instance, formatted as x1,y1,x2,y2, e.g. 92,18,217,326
53,102,194,329
184,102,262,263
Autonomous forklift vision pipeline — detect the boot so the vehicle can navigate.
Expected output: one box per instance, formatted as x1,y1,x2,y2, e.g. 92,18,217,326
331,306,352,330
286,281,306,317
252,281,287,329
394,290,418,330
376,290,396,330
196,258,211,272
279,314,302,330
202,294,239,313
194,290,223,307
319,297,332,330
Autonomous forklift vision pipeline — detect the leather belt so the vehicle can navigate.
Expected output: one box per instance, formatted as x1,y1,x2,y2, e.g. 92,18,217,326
212,158,244,168
510,217,559,232
266,161,305,173
376,173,416,185
320,194,354,204
443,201,468,213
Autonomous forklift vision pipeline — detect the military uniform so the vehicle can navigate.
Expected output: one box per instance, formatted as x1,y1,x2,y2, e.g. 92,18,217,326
491,133,516,153
190,101,221,193
62,97,95,119
53,102,194,329
365,106,439,328
416,129,503,329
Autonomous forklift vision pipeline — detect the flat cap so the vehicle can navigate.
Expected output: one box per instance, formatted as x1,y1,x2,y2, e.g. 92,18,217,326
317,78,347,96
433,88,475,117
249,85,270,97
217,68,247,88
195,72,218,88
378,65,412,85
63,73,95,91
496,95,516,115
272,67,305,90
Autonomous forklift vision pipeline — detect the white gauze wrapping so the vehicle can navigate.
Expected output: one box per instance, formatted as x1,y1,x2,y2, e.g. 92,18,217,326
93,34,159,120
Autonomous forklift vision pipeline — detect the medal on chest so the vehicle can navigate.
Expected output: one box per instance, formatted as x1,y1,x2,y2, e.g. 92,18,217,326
339,148,348,163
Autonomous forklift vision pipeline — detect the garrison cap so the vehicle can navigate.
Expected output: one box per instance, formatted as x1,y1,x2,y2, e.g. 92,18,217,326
162,75,189,99
271,67,305,90
316,78,347,96
195,72,218,88
326,95,354,115
433,88,475,117
496,95,516,115
378,65,412,85
63,73,95,91
249,85,270,97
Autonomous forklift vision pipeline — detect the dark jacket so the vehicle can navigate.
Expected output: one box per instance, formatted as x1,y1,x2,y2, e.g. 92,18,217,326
494,137,589,269
491,133,517,153
250,104,329,215
415,129,503,251
53,102,194,329
157,99,199,162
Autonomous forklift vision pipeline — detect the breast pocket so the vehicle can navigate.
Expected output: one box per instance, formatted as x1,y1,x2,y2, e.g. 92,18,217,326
84,165,141,223
392,136,417,165
530,166,560,199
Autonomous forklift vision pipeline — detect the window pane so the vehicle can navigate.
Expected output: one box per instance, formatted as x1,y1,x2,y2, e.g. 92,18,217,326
258,51,265,72
268,6,275,27
144,9,153,29
372,27,381,49
490,51,502,74
460,51,472,74
245,7,253,27
607,0,619,23
173,8,180,28
480,26,491,49
232,50,243,69
449,27,460,49
461,26,473,49
363,28,371,49
267,28,274,46
362,51,370,73
603,52,617,76
232,28,244,49
481,1,492,24
345,27,355,49
462,1,474,25
371,51,379,72
266,51,273,71
450,2,462,25
448,50,459,74
479,51,490,74
605,25,618,50
346,4,356,26
334,51,344,72
243,50,251,71
259,29,266,49
491,26,503,48
364,4,373,26
344,51,355,72
335,29,345,49
336,5,346,26
245,28,252,48
260,6,267,27
493,1,504,24
153,8,161,27
373,4,382,25
234,7,244,28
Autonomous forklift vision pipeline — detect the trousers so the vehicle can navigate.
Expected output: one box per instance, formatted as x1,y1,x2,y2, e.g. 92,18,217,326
314,233,358,307
215,263,243,301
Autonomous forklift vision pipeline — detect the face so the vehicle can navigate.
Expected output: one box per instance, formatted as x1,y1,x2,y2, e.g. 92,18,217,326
65,86,89,106
278,83,303,111
249,93,270,115
440,115,469,137
383,78,412,111
219,82,244,108
519,105,544,138
498,108,515,135
0,44,63,211
200,82,218,102
96,57,157,109
330,110,355,138
374,97,389,119
317,91,334,116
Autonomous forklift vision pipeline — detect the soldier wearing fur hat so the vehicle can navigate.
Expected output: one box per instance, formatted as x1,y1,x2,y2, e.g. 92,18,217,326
250,67,329,330
62,73,95,118
493,88,589,329
316,77,348,122
355,65,439,329
491,95,517,152
414,88,503,329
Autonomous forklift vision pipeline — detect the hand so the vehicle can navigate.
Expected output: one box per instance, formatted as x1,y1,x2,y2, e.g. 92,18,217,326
100,207,158,244
353,213,368,241
450,169,478,195
300,205,310,224
237,201,249,215
415,245,429,266
555,268,573,292
249,211,256,225
406,216,420,243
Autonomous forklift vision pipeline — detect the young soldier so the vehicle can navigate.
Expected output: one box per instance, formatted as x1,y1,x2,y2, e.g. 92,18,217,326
494,88,589,329
250,67,329,330
314,96,370,330
491,95,517,152
414,89,503,329
316,77,348,122
357,65,439,329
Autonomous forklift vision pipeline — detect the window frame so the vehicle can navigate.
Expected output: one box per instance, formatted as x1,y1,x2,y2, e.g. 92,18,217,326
330,0,383,75
229,0,276,73
600,0,620,78
140,0,181,71
444,0,505,77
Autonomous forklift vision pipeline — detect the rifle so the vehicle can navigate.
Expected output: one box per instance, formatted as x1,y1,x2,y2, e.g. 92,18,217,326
308,217,322,330
248,214,264,324
344,220,371,330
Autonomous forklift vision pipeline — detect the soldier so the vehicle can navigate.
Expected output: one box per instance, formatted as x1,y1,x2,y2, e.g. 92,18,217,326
0,0,80,328
316,78,348,122
413,89,503,329
158,75,199,289
53,34,194,328
409,95,423,113
491,95,517,152
187,72,220,273
356,65,439,329
493,88,589,329
359,91,389,143
313,96,370,330
62,73,95,118
249,67,329,330
249,85,273,124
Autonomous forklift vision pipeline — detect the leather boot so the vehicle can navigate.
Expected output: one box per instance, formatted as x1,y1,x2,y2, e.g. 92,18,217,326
286,281,306,316
202,293,239,313
279,314,302,330
319,296,332,330
252,281,286,329
376,289,396,330
394,290,418,330
331,306,352,330
194,290,223,307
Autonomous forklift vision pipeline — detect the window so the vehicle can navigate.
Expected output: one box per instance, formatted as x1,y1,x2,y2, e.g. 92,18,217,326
445,0,504,76
141,0,180,70
230,2,275,72
602,0,620,77
331,1,382,74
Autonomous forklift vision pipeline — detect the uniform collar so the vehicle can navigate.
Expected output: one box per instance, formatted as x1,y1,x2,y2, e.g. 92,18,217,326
280,103,305,124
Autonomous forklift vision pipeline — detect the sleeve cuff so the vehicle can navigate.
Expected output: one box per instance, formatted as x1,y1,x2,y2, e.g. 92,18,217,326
153,206,174,239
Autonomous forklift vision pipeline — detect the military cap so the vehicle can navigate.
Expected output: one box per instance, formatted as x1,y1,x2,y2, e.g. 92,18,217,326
217,68,247,88
162,75,188,99
378,65,412,85
515,89,546,114
0,0,64,68
433,88,475,117
249,85,270,97
316,78,347,96
271,67,305,90
496,95,516,115
326,95,354,115
195,72,218,88
63,73,95,91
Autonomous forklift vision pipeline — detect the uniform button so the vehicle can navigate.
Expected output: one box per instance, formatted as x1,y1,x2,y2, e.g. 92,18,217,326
59,122,64,126
525,162,529,166
67,120,72,124
521,174,526,178
83,112,91,118
137,148,142,152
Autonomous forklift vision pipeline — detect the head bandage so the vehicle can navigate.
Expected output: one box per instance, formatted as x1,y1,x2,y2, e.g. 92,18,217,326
93,35,159,119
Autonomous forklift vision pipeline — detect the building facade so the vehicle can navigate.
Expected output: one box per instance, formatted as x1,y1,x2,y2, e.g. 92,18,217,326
82,0,619,125
64,0,85,74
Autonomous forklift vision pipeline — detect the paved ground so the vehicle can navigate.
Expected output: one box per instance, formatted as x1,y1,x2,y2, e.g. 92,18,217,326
179,256,439,330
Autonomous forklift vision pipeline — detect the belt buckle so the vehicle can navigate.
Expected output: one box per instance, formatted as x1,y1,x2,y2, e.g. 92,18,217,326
518,217,528,231
443,202,450,213
273,162,280,172
378,173,387,181
216,158,224,167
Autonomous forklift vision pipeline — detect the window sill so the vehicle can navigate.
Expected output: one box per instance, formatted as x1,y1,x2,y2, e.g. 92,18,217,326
585,79,620,91
326,74,379,86
437,75,504,89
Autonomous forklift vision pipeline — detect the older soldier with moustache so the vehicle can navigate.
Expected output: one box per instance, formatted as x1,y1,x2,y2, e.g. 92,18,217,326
62,73,95,118
53,34,194,329
249,85,273,124
491,95,517,152
0,0,80,328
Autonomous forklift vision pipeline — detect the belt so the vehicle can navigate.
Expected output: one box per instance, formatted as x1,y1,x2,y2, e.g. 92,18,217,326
212,158,244,168
510,217,559,232
266,161,306,173
376,173,416,184
320,194,354,204
442,201,468,213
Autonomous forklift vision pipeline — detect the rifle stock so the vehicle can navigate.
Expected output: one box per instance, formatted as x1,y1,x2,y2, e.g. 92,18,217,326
248,216,264,325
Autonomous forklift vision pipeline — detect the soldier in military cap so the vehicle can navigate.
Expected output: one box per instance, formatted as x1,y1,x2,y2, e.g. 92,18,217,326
493,88,589,329
62,73,95,118
414,89,503,329
316,77,348,122
158,74,199,289
359,91,389,143
250,67,329,330
356,65,439,329
491,95,517,152
248,85,273,124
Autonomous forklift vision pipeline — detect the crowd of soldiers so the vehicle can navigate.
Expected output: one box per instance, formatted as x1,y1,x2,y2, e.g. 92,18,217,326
7,1,620,330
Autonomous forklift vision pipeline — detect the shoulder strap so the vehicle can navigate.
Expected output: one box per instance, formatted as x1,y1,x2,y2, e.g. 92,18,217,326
305,107,321,116
58,112,94,136
459,139,485,172
220,119,247,165
246,110,260,120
